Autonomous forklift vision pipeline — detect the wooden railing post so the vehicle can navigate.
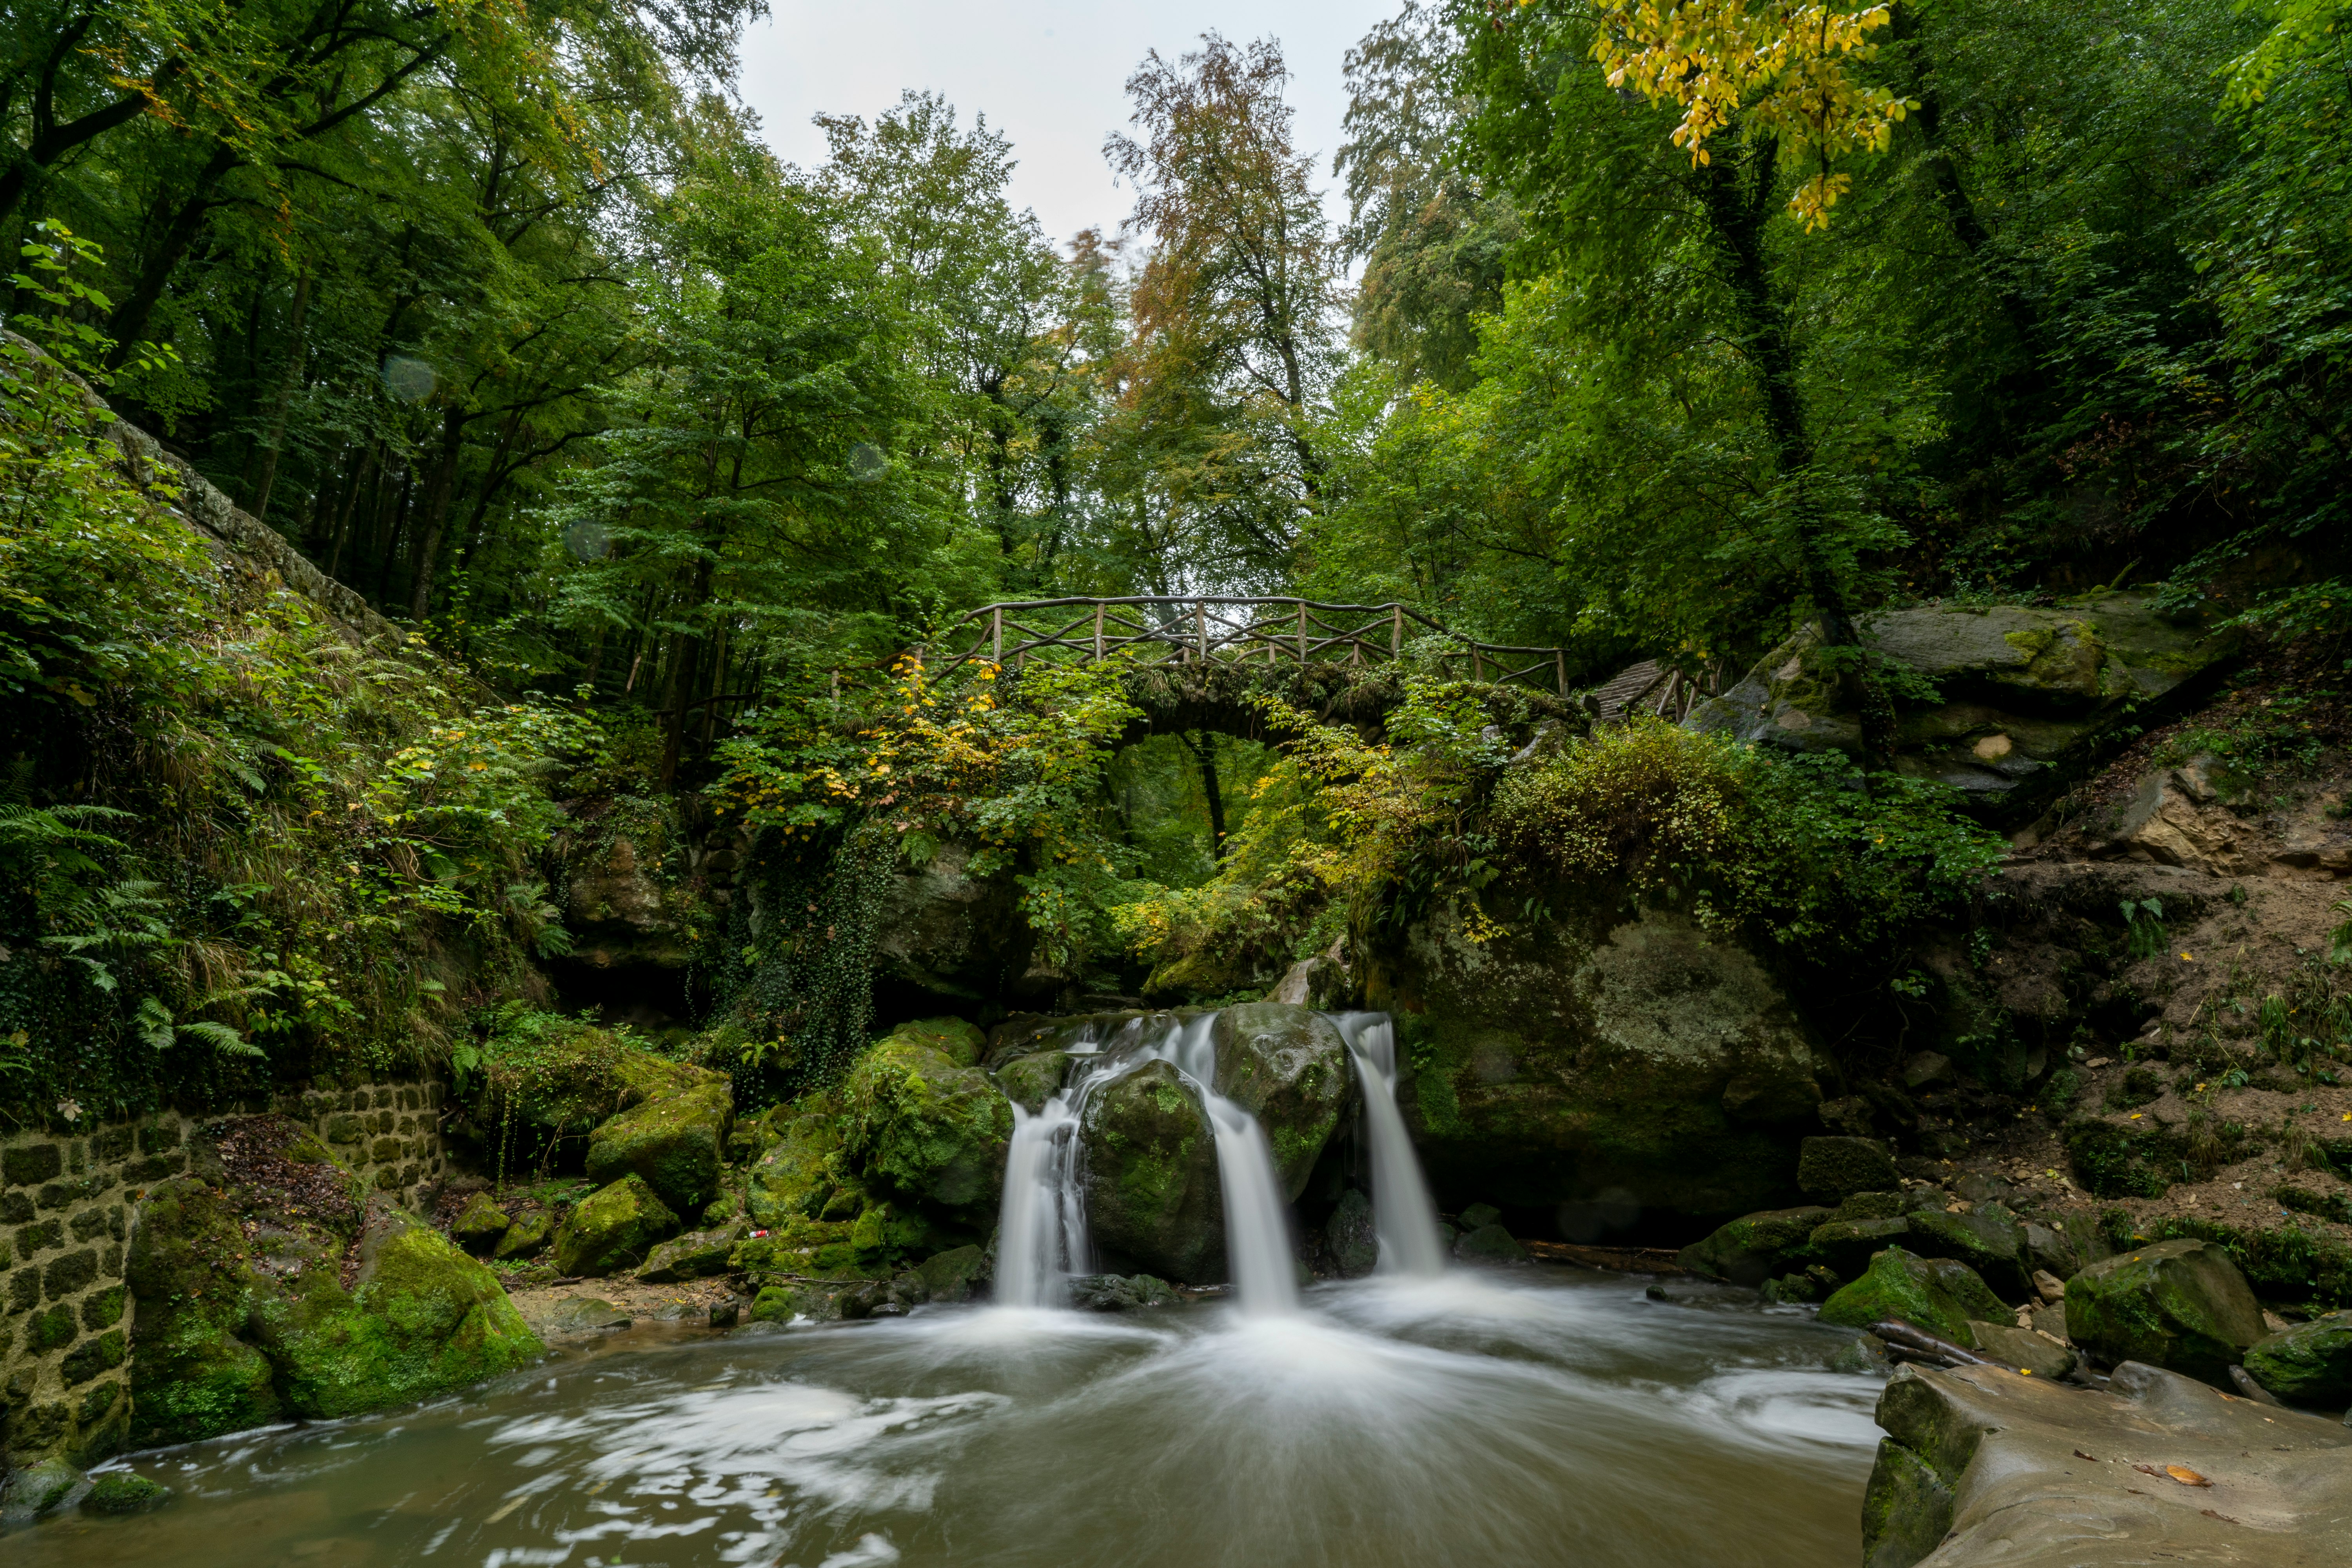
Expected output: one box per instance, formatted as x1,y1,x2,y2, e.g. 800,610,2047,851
991,606,1002,663
1556,650,1567,698
1391,605,1402,656
1472,646,1484,683
1196,601,1207,661
1093,602,1105,661
1296,601,1308,664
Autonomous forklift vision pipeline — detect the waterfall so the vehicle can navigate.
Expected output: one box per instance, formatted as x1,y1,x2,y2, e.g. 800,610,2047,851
991,1011,1301,1314
1331,1012,1448,1277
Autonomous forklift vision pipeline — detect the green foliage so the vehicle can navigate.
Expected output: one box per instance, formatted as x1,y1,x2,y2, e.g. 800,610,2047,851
2121,898,2169,961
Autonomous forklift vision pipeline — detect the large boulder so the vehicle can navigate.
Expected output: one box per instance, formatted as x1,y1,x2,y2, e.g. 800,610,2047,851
1370,904,1824,1220
2065,1238,2266,1386
557,811,698,970
552,1174,679,1278
995,1050,1070,1112
1210,1004,1350,1199
843,1020,1013,1220
583,1056,734,1214
1688,592,2234,822
1818,1247,2007,1348
1797,1137,1899,1200
744,1096,848,1229
1081,1058,1224,1283
1679,1205,1835,1286
127,1123,541,1448
872,844,1035,1009
2244,1311,2352,1407
1903,1202,2031,1298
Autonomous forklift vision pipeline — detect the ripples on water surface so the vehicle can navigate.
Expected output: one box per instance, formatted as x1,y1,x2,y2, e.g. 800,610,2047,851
17,1270,1884,1568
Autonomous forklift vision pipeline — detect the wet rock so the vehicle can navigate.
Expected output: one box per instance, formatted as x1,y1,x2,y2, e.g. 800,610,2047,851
994,1050,1070,1113
1804,1216,1913,1281
2065,1238,2264,1387
744,1096,846,1229
1966,1321,2078,1379
0,1458,86,1522
1456,1223,1528,1266
914,1245,990,1304
449,1192,512,1254
1835,1191,1907,1221
1826,1334,1889,1375
1325,1189,1379,1279
637,1223,747,1283
1081,1059,1223,1284
494,1210,553,1261
844,1020,1013,1221
2244,1311,2352,1406
748,1278,889,1324
553,1174,681,1278
1677,1205,1835,1286
1210,1004,1351,1199
584,1058,735,1214
1373,905,1825,1221
1457,1202,1503,1232
1818,1247,2007,1348
1862,1359,2352,1568
1904,1202,2030,1298
546,1298,632,1334
1688,593,2235,822
1798,1136,1900,1200
81,1471,171,1515
1067,1273,1180,1311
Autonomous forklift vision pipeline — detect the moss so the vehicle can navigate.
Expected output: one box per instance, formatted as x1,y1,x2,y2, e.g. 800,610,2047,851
1818,1247,2007,1345
2065,1119,2181,1198
1859,1436,1956,1568
745,1094,846,1228
125,1177,286,1448
2065,1238,2265,1386
1678,1205,1835,1285
82,1471,171,1514
552,1174,679,1276
993,1051,1068,1113
843,1029,1012,1217
2100,1210,2352,1307
583,1062,733,1213
892,1016,986,1068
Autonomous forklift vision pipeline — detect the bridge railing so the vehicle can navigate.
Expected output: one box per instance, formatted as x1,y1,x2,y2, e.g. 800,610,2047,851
924,596,1575,697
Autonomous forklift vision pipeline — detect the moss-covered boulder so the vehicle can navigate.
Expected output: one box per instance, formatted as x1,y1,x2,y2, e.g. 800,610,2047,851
995,1049,1071,1113
449,1192,512,1254
844,1022,1013,1220
83,1472,171,1515
1210,1004,1351,1199
248,1210,543,1420
1678,1205,1835,1285
1457,1222,1528,1265
553,1174,679,1278
1082,1058,1224,1283
493,1210,553,1260
2243,1311,2352,1407
891,1016,985,1067
1326,1189,1379,1278
2065,1238,2265,1387
1797,1136,1900,1200
637,1224,746,1283
126,1125,541,1450
583,1057,735,1214
1818,1247,2007,1347
745,1096,846,1229
1803,1216,1913,1282
915,1244,990,1304
1904,1202,2030,1298
1371,904,1824,1219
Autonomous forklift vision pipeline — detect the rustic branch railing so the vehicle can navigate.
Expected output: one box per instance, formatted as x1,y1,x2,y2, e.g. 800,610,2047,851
921,596,1576,697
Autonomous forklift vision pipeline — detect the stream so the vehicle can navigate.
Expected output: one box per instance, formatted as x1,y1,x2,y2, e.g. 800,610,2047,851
19,1275,1881,1568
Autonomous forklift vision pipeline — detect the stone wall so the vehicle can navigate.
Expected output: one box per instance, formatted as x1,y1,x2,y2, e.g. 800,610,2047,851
1,1081,446,1474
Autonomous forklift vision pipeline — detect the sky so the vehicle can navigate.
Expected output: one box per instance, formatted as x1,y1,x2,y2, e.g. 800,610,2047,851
735,0,1403,252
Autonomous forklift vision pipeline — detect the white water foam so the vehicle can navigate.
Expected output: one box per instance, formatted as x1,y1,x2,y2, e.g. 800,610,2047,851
1329,1011,1447,1277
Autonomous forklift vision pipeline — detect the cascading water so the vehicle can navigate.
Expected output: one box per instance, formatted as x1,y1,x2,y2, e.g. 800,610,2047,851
1331,1012,1448,1277
993,1011,1300,1314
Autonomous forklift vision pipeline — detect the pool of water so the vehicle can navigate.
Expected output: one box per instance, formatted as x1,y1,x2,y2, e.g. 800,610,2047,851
16,1269,1884,1568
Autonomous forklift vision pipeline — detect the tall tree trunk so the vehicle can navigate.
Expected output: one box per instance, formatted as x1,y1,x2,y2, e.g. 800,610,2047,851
103,146,236,368
326,443,376,580
246,271,312,523
407,407,467,620
659,559,715,790
1183,730,1227,857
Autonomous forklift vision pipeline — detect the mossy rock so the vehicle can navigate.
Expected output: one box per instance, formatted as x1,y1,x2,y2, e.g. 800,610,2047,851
2065,1238,2265,1387
915,1244,990,1304
891,1016,986,1068
450,1192,512,1254
1835,1191,1907,1221
1325,1189,1379,1279
844,1025,1013,1219
82,1472,171,1515
1797,1136,1899,1200
994,1050,1071,1113
2064,1118,2180,1198
1211,1004,1351,1200
1069,1273,1181,1310
637,1224,746,1283
1965,1320,2078,1379
493,1211,553,1261
584,1060,735,1214
1677,1205,1834,1285
1081,1058,1224,1284
1456,1222,1528,1265
1818,1247,2007,1347
1904,1202,2029,1298
553,1174,679,1277
1802,1216,1912,1282
2243,1312,2352,1406
125,1176,284,1447
745,1096,846,1229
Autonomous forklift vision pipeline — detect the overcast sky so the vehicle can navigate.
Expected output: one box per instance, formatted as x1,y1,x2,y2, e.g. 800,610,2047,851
736,0,1401,251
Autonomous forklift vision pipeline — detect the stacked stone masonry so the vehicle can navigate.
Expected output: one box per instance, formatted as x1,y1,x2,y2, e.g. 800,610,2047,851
1,1080,445,1472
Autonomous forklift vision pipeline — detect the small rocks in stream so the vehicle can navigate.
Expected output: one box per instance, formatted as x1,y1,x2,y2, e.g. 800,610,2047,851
1067,1273,1180,1311
1455,1223,1530,1266
1824,1334,1889,1374
546,1298,633,1334
82,1473,173,1515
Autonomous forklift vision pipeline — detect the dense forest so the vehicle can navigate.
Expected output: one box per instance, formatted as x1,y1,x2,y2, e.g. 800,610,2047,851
4,0,2348,1117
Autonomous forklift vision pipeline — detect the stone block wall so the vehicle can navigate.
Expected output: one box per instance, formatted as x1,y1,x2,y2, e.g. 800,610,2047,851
0,1080,446,1474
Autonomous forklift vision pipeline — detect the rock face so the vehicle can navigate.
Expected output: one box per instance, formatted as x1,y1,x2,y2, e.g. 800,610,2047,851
2066,1239,2267,1387
1370,904,1824,1220
552,1174,680,1278
1210,1005,1351,1198
1818,1248,2009,1347
1688,592,2233,822
1797,1136,1900,1199
127,1128,541,1448
559,813,699,971
583,1057,735,1214
2244,1312,2352,1407
872,844,1035,1009
1082,1059,1224,1283
1862,1359,2352,1568
844,1019,1011,1221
